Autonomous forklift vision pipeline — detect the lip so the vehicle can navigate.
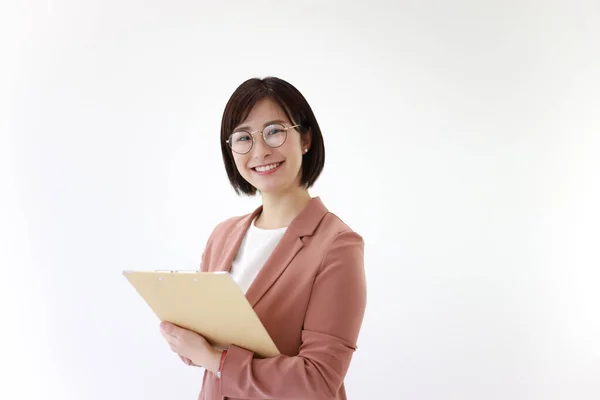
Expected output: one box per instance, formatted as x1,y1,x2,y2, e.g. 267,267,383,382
251,161,284,176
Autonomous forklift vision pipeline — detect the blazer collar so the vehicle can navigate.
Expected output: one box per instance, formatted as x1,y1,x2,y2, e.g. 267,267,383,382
219,196,329,306
230,196,328,241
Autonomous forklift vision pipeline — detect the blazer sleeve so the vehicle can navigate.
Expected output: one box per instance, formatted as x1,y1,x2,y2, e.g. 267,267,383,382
198,239,210,272
219,230,367,399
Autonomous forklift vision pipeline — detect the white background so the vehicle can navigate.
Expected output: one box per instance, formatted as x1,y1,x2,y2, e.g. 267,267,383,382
1,1,599,399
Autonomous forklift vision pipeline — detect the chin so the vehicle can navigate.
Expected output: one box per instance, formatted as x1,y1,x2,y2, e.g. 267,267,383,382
241,166,301,195
254,184,284,194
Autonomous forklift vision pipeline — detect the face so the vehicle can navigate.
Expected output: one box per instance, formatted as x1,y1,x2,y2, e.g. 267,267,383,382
230,97,309,195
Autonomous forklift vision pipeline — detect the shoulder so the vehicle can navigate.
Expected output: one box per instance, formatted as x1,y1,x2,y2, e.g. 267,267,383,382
199,212,252,271
317,210,364,246
210,214,247,236
312,210,366,293
304,208,365,276
204,211,251,246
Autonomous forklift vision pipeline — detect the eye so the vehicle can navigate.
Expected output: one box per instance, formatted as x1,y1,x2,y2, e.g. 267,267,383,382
233,132,251,142
265,125,285,136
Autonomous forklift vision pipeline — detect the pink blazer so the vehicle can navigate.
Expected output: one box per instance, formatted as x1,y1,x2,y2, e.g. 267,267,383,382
197,197,367,400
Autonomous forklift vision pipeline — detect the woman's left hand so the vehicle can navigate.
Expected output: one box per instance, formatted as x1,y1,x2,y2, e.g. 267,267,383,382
159,321,222,373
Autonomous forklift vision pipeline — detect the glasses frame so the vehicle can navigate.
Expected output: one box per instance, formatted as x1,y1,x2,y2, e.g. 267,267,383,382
226,124,301,155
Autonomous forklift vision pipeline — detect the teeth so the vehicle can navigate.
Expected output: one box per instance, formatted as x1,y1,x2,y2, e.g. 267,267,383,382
255,162,281,172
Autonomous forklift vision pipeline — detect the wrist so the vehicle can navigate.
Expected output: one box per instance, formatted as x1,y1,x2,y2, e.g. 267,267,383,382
214,349,228,379
207,349,222,374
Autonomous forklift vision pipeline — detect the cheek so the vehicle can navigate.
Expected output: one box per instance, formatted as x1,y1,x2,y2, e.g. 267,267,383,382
232,155,247,171
232,155,251,179
281,139,302,164
289,145,304,166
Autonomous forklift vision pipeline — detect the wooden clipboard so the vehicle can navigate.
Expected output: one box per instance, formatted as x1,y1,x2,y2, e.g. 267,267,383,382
123,270,280,358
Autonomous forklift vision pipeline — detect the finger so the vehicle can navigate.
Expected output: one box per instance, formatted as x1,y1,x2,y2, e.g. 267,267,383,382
160,328,177,338
160,321,178,336
160,323,180,339
179,355,192,365
161,333,178,350
160,332,177,345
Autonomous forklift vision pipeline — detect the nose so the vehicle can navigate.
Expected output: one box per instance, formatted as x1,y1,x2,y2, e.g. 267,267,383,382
250,132,272,158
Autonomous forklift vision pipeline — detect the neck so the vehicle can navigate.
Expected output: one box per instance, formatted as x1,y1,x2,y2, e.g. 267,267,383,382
256,186,312,229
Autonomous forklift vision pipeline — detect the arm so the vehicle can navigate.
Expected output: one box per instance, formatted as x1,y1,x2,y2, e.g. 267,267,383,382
219,231,367,399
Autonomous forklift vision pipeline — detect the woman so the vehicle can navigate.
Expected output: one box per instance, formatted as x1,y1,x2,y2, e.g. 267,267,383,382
159,76,367,400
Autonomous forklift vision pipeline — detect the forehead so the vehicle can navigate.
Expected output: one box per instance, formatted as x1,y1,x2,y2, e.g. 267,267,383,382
234,98,290,130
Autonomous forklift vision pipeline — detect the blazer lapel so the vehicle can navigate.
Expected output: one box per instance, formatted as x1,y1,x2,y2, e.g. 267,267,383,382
213,206,262,273
245,234,304,307
245,197,329,307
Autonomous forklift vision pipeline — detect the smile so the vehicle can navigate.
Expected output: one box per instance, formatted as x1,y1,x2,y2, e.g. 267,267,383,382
252,162,283,174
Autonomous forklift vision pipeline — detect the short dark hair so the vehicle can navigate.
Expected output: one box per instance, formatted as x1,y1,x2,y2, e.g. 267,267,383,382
220,76,325,196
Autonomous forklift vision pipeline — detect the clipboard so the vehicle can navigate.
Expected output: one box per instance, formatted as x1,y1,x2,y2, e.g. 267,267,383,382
123,270,280,358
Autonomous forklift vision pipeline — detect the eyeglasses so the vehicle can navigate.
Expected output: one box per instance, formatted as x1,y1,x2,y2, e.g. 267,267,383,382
226,123,301,154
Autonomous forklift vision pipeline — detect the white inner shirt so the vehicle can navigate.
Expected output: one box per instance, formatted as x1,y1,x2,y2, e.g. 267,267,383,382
229,218,287,294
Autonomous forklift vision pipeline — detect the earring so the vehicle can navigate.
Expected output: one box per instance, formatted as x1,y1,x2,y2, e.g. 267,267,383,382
303,148,308,154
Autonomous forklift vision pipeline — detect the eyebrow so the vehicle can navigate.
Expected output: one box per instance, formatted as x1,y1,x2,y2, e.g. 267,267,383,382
233,119,288,132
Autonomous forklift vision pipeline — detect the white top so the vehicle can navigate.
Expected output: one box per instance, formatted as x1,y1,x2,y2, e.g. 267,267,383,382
229,218,287,294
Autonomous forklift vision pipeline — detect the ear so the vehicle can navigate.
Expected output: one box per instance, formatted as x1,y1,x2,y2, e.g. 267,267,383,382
301,128,312,153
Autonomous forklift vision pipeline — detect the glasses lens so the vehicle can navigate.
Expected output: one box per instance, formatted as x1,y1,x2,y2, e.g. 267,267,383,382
229,131,252,153
263,124,287,148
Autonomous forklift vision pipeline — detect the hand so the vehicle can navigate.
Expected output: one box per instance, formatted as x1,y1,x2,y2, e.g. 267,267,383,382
179,355,197,366
159,321,222,372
